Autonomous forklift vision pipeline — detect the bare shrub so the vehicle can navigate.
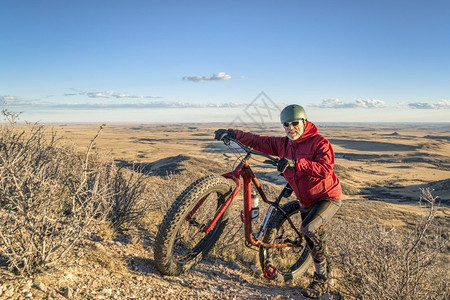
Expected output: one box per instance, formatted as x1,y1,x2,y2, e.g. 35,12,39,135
106,166,149,231
0,118,114,275
328,188,448,299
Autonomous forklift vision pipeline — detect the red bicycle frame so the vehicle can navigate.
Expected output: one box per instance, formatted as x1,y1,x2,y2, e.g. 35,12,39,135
186,150,302,249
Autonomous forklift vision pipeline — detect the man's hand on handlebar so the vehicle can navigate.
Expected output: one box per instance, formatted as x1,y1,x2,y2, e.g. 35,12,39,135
214,129,236,143
277,158,296,173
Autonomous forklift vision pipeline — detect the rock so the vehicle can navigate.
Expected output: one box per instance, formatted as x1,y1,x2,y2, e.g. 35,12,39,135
251,264,261,274
24,291,33,298
142,239,151,247
26,280,33,288
91,234,104,242
93,242,106,252
115,234,132,244
4,288,14,298
65,272,74,280
91,280,99,289
62,286,74,298
101,288,113,296
33,280,47,292
228,261,240,270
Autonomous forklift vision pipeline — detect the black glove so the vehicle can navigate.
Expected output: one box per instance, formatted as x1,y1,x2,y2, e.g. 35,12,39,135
214,129,235,141
277,158,296,173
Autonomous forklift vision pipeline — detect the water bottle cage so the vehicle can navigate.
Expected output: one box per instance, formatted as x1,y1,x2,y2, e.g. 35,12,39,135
250,192,259,220
250,207,259,220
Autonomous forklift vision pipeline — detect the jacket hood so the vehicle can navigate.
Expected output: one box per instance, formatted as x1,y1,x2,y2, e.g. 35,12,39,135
291,121,318,144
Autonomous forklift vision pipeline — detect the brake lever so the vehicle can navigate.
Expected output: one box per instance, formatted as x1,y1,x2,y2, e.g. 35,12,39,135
222,137,231,146
219,133,232,146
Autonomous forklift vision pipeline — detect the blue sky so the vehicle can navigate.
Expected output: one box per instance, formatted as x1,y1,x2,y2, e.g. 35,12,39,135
1,0,449,123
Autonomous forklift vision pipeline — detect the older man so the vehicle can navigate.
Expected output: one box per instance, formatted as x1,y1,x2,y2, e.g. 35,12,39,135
215,104,342,298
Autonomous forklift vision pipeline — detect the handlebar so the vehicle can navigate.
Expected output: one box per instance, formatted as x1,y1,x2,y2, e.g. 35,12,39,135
222,137,279,166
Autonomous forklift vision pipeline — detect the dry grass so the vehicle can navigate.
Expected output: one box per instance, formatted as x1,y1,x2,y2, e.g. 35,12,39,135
327,189,448,299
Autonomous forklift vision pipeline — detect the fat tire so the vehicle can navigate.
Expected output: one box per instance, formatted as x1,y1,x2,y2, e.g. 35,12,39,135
259,200,313,282
154,175,232,276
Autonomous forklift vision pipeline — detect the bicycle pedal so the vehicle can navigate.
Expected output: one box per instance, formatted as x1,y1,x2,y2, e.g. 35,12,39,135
263,264,277,280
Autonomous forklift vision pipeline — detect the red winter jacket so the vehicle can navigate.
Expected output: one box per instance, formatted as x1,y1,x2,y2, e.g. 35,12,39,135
233,122,342,209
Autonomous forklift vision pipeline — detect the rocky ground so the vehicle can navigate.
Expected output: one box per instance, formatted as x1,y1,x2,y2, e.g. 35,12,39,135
0,229,343,300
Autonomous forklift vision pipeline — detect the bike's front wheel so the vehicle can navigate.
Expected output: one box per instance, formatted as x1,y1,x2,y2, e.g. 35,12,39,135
259,200,312,283
154,175,232,276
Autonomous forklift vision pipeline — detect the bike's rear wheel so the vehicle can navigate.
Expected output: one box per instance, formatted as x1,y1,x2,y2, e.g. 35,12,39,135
259,200,312,282
154,175,232,276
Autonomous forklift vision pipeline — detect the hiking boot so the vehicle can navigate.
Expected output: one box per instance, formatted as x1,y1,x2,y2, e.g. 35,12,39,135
301,273,328,299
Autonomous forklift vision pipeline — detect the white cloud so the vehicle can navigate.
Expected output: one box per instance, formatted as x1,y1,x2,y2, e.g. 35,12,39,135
312,98,386,109
0,95,19,102
65,90,161,99
62,101,245,109
354,99,386,108
0,95,36,106
87,91,112,98
183,72,232,82
42,100,245,110
408,100,450,109
1,93,245,110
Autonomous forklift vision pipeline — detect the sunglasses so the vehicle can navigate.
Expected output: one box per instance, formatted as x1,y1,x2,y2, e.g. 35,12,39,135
283,120,302,128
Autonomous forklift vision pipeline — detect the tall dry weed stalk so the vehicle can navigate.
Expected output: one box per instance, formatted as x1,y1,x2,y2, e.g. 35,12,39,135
328,188,448,300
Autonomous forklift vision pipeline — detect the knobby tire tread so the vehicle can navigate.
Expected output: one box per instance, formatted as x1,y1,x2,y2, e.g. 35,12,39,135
154,175,231,276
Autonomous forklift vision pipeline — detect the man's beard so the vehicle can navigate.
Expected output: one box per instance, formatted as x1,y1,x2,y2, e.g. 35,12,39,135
286,132,300,141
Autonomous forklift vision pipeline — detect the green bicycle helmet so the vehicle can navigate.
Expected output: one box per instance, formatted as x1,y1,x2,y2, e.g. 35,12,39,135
280,104,307,123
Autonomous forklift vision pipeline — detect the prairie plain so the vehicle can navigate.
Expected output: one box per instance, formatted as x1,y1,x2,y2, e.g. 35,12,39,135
1,121,448,299
57,122,450,206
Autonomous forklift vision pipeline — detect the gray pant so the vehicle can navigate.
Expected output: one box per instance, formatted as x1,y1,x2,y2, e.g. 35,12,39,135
300,199,341,263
